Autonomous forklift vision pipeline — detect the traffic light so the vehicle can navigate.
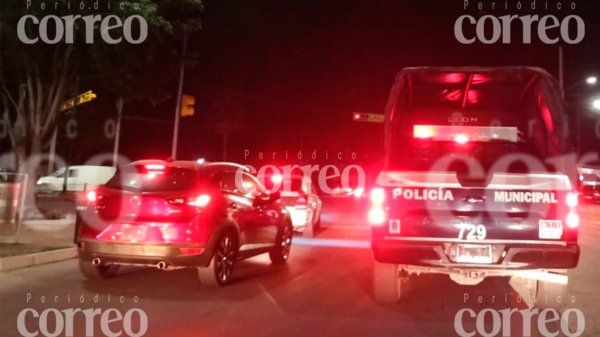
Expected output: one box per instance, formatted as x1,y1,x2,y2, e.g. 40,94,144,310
352,112,384,123
78,90,97,104
59,90,97,112
180,95,195,117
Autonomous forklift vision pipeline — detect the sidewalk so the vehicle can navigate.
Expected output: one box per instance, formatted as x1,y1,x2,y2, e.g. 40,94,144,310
0,214,77,271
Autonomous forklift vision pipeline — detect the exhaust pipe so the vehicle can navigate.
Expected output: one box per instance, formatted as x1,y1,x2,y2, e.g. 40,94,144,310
156,261,167,270
92,258,101,266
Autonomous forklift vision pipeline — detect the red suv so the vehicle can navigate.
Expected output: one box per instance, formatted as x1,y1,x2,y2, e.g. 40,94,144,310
76,160,293,286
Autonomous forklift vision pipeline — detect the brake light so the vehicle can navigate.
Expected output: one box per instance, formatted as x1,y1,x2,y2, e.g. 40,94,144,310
370,188,385,204
353,187,365,198
295,196,307,206
565,191,578,229
412,125,518,143
145,164,165,170
144,164,165,175
86,190,97,202
566,212,579,229
188,194,211,207
167,194,211,207
566,192,578,208
454,134,469,144
368,208,386,225
368,188,386,226
413,125,434,139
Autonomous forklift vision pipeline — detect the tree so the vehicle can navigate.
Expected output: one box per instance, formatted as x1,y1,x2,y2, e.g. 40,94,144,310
0,0,202,207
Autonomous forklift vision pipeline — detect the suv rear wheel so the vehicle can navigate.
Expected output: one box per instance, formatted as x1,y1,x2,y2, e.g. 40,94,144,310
198,231,238,286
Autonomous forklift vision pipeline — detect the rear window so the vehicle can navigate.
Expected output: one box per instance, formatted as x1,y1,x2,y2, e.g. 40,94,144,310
106,166,200,192
387,70,565,172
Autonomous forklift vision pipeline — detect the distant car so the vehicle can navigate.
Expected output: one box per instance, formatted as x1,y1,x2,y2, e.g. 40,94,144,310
0,168,10,182
76,160,293,286
578,166,600,204
37,166,116,192
276,174,322,237
325,177,366,198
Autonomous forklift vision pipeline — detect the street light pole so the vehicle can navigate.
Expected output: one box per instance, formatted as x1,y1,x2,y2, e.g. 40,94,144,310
112,97,123,167
558,46,564,98
48,128,57,174
171,30,188,160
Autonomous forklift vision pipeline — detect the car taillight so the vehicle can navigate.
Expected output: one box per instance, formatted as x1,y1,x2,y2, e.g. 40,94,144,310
295,196,307,206
271,174,283,184
454,134,469,144
86,190,97,203
144,164,165,175
145,164,165,170
566,192,578,208
167,194,211,207
413,125,434,139
368,188,386,226
566,212,579,228
353,187,365,198
370,188,385,204
188,194,211,207
566,192,579,228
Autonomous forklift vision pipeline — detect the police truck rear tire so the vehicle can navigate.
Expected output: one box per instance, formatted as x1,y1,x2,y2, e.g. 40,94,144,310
373,261,402,303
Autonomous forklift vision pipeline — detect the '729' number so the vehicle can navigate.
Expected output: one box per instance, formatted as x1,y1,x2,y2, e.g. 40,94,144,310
457,224,487,240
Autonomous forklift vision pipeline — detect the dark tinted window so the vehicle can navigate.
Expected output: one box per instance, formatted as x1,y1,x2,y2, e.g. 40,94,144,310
106,166,199,192
211,171,238,192
387,70,564,172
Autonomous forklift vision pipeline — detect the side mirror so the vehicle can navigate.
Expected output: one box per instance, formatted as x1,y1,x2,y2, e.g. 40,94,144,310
253,191,280,207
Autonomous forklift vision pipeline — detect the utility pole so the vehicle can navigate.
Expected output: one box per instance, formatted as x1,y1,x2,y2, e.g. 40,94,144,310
171,30,188,160
559,45,564,98
48,128,57,174
112,97,123,167
62,79,79,193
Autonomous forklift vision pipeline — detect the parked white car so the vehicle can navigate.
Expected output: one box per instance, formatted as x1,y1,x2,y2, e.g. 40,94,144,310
37,166,116,192
278,174,322,238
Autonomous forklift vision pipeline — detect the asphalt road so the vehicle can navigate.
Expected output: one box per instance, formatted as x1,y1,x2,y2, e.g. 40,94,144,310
1,198,599,337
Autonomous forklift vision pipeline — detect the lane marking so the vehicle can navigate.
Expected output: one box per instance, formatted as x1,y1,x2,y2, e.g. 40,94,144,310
293,237,370,249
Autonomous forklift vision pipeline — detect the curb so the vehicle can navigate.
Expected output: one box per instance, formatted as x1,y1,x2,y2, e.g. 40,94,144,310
0,247,77,272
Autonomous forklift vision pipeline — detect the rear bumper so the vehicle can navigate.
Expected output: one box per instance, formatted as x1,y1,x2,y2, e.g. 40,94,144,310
78,240,212,268
285,206,310,228
372,237,579,270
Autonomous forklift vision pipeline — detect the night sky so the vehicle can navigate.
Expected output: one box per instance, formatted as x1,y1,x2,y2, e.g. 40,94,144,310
5,0,600,167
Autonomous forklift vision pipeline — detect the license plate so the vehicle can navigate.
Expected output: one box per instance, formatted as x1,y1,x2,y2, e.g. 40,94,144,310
454,244,492,264
539,220,563,239
113,224,147,242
